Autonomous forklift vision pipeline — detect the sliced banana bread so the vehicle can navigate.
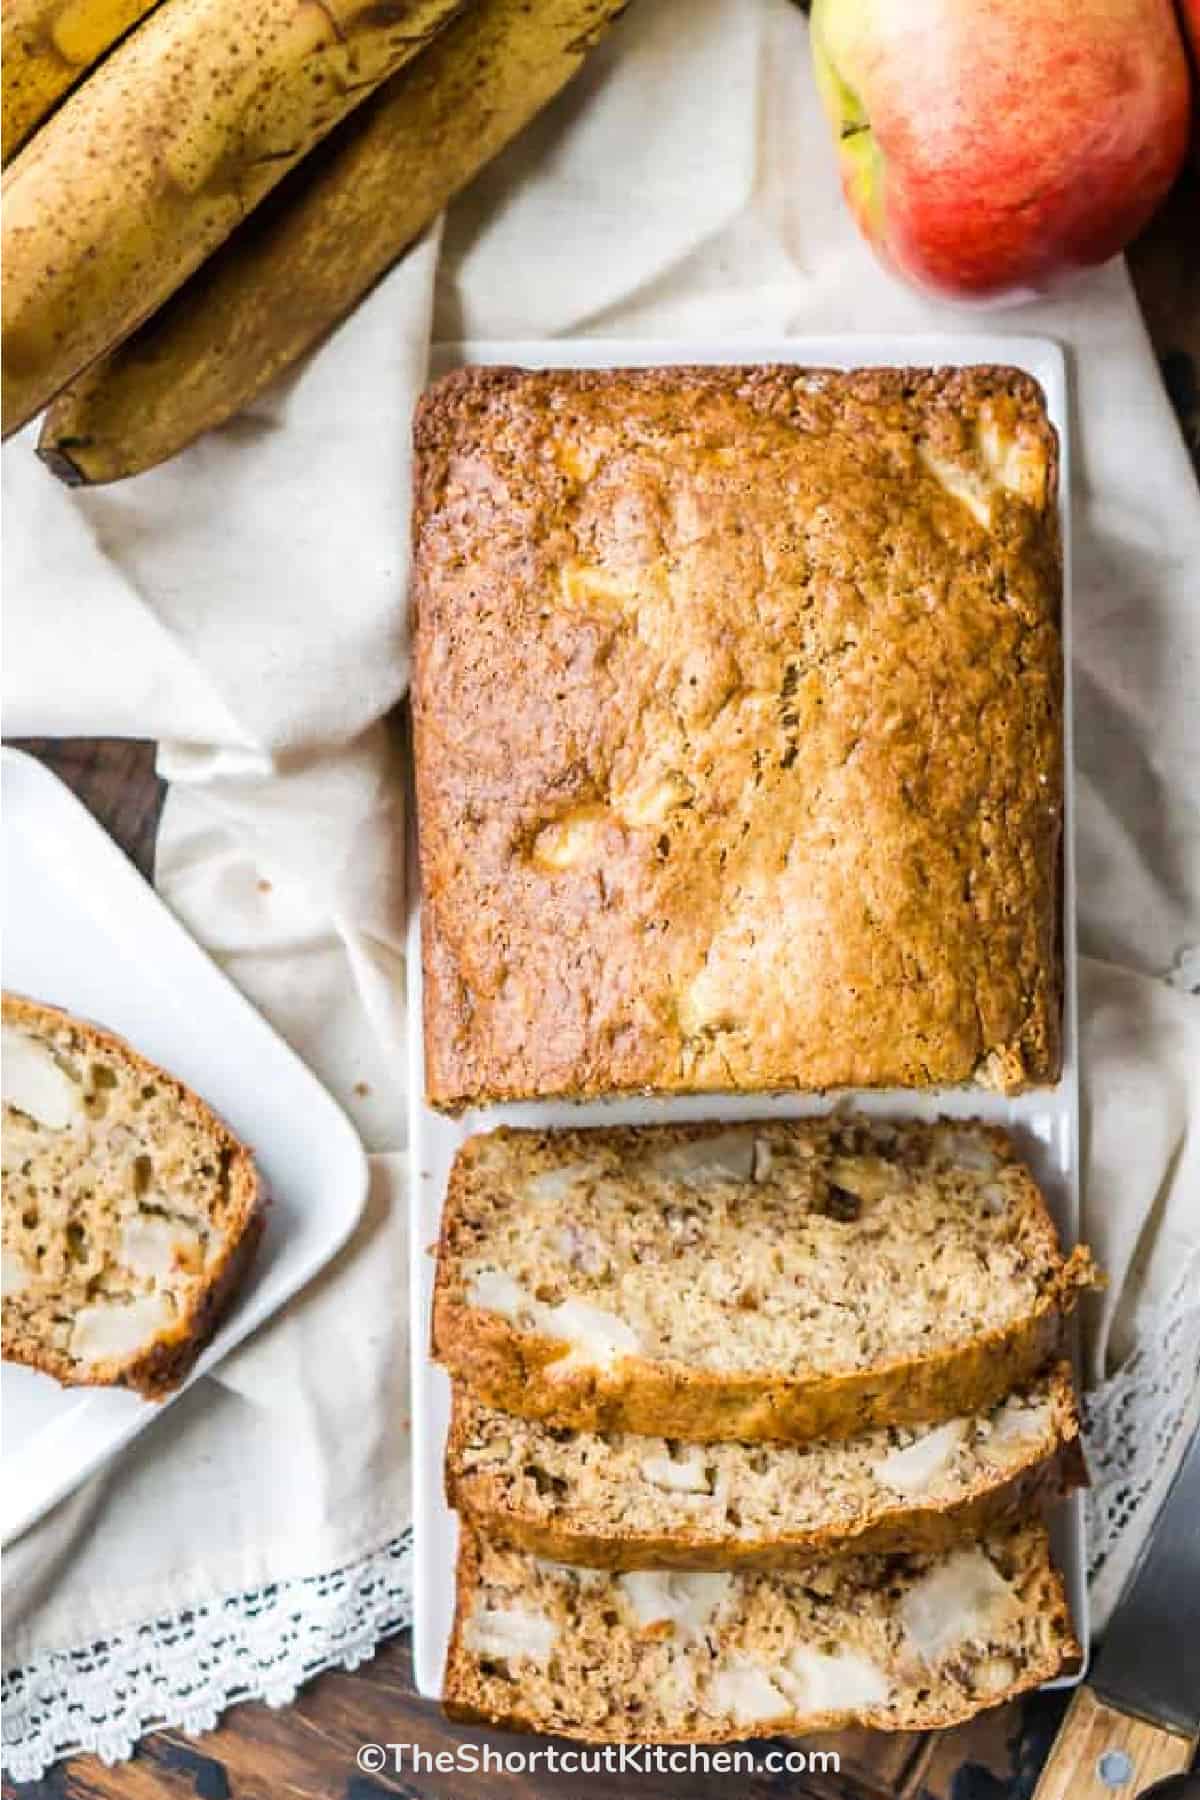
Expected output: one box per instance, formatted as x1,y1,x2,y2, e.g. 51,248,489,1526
443,1518,1079,1741
446,1362,1083,1570
432,1118,1096,1442
2,992,263,1398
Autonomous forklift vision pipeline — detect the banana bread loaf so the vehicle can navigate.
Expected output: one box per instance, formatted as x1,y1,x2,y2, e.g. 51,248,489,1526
446,1361,1083,1569
432,1118,1096,1442
2,992,263,1398
443,1517,1079,1741
412,362,1062,1108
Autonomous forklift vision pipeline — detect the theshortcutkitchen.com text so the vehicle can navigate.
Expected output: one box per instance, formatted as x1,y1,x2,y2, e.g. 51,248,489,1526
355,1739,840,1778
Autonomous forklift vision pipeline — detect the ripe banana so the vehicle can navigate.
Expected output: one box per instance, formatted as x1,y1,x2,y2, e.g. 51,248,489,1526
37,0,630,485
2,0,162,164
1,0,467,437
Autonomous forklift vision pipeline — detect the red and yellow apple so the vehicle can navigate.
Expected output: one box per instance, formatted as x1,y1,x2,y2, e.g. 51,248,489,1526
811,0,1193,300
1181,0,1200,68
1178,0,1200,164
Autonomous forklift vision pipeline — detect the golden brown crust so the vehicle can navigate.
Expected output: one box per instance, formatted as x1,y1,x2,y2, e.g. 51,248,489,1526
431,1119,1097,1444
444,1365,1084,1569
434,1263,1090,1443
441,1524,1081,1742
1,991,264,1399
411,363,1063,1110
446,1467,1064,1569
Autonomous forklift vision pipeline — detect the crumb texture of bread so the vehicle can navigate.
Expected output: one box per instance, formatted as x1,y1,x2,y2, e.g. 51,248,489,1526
1,992,263,1398
432,1118,1096,1442
412,363,1063,1108
447,1362,1082,1569
443,1519,1079,1742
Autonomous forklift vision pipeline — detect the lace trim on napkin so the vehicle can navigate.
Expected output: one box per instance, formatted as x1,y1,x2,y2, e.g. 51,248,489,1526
1084,1252,1200,1627
1,1531,412,1782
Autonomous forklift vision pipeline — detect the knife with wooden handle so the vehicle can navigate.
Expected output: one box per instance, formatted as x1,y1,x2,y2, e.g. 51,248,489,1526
1034,1422,1200,1799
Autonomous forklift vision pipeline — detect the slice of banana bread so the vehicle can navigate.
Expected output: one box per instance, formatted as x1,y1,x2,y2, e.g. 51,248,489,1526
443,1517,1079,1741
446,1362,1083,1569
2,992,263,1399
432,1118,1096,1442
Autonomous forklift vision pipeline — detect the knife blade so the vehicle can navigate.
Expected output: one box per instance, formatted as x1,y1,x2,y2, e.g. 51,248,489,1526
1034,1419,1200,1799
1092,1416,1200,1737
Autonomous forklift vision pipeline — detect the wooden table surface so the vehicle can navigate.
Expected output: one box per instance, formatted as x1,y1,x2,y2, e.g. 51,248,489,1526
5,165,1199,1800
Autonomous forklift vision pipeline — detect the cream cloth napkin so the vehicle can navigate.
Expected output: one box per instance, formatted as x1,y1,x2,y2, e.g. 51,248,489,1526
3,0,1198,1711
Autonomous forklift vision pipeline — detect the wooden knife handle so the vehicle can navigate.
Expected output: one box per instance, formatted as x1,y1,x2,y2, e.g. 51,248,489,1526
1034,1686,1198,1799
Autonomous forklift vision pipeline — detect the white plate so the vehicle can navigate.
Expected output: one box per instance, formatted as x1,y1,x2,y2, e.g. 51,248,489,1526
408,335,1084,1701
1,748,369,1546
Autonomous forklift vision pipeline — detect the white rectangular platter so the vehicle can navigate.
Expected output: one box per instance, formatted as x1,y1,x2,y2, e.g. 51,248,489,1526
1,748,369,1545
408,335,1082,1702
